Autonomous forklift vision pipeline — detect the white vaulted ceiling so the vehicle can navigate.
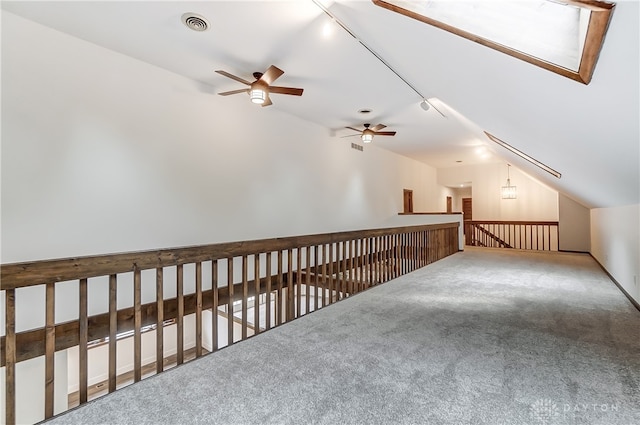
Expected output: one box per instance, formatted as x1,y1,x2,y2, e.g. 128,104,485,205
2,0,638,208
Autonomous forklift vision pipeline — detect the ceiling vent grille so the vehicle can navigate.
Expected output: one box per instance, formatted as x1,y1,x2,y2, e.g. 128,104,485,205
181,13,210,32
351,143,364,152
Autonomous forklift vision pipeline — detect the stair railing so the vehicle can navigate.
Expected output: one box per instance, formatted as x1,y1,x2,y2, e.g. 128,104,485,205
1,222,459,425
464,220,558,251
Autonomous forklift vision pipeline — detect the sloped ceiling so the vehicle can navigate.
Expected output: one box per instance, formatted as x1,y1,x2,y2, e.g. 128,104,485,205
2,0,638,208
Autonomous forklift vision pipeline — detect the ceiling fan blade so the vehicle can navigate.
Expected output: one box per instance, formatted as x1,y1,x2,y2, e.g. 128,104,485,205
345,126,363,133
261,94,273,107
269,86,304,96
374,131,396,136
215,70,252,85
218,88,250,96
340,134,361,138
371,124,387,132
260,65,284,85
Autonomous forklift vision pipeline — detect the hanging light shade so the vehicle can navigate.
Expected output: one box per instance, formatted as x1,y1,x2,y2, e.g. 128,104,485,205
361,129,374,144
501,164,517,199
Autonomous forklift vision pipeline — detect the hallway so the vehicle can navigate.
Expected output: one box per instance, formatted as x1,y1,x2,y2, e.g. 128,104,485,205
48,248,640,425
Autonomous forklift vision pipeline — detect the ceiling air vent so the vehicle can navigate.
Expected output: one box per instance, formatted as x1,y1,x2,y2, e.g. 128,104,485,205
181,13,210,32
351,143,364,152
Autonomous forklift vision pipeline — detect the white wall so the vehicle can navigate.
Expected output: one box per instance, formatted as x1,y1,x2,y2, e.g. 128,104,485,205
1,11,452,264
1,12,459,423
558,193,590,252
437,163,559,221
590,204,640,305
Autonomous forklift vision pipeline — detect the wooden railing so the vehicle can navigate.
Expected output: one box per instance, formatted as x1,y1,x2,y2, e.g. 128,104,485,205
1,222,459,425
464,221,558,251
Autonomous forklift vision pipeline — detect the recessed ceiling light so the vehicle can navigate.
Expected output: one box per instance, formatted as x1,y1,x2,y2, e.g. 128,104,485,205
456,160,462,163
181,13,210,32
358,109,372,114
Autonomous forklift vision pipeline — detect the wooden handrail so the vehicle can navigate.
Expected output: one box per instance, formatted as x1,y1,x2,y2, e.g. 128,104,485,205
466,220,558,225
1,223,456,290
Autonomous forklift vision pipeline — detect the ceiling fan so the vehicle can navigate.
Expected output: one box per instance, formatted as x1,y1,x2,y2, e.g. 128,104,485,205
215,65,303,107
343,123,396,143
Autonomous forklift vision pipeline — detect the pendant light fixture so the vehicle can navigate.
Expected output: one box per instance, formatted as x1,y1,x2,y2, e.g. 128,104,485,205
501,164,517,199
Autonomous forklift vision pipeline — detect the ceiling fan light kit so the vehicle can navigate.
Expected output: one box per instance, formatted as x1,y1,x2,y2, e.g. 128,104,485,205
215,65,303,107
250,88,266,104
344,123,396,144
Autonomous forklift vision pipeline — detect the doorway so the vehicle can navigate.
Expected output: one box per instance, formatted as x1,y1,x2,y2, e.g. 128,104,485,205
403,189,413,213
462,198,472,245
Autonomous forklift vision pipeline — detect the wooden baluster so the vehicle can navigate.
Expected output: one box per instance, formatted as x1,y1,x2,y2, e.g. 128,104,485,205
367,238,376,286
348,240,354,294
305,246,311,314
340,241,347,299
242,255,248,340
195,262,203,357
277,251,283,325
134,268,142,382
414,232,418,269
385,235,390,278
297,248,302,317
378,236,386,276
45,282,55,419
211,260,218,352
407,233,412,272
79,278,88,404
156,268,164,373
425,231,430,265
321,244,327,307
377,236,381,281
364,238,370,286
422,231,427,266
176,265,184,364
403,233,408,274
254,254,261,335
397,234,402,276
409,232,413,272
227,259,234,346
287,249,294,321
389,235,394,278
328,243,334,304
360,238,365,290
265,252,272,330
5,288,16,425
313,245,320,311
108,274,117,393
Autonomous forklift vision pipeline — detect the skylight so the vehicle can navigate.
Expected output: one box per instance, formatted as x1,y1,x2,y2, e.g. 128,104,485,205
373,0,615,84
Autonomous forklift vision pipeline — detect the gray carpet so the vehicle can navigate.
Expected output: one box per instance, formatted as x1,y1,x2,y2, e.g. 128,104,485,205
47,248,640,425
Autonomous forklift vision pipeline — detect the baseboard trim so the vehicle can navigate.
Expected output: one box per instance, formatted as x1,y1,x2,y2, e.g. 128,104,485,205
590,254,640,312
